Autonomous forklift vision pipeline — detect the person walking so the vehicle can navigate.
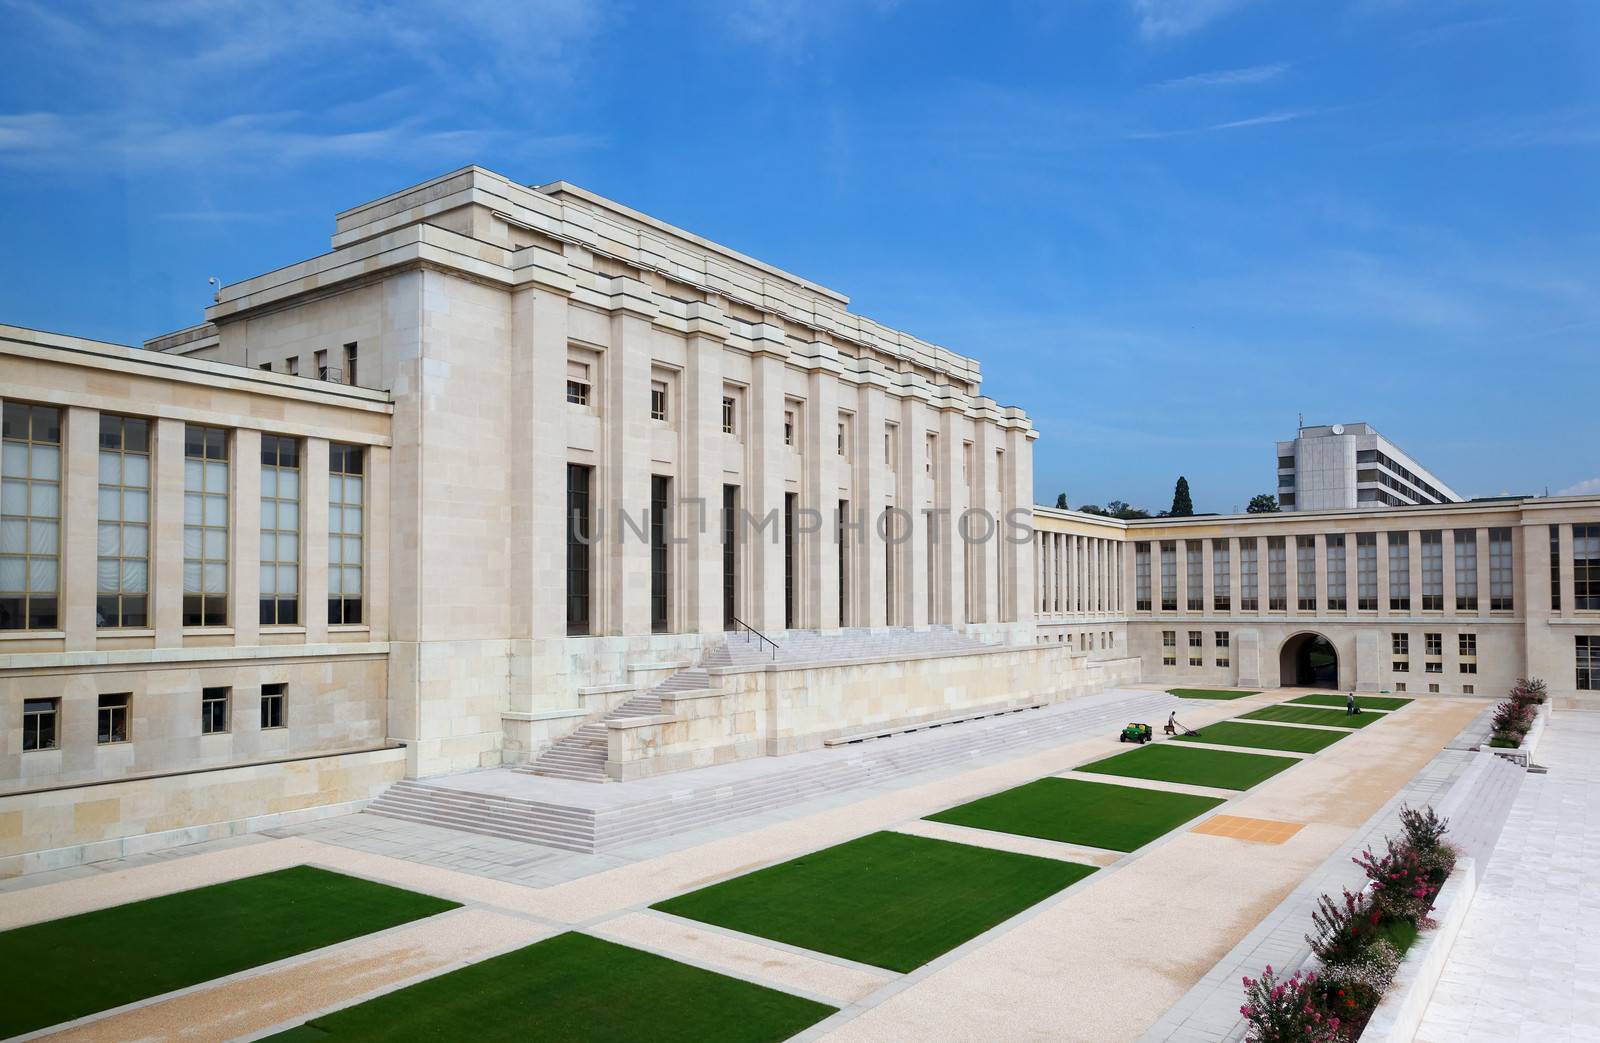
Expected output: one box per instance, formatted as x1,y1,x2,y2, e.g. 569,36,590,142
1345,691,1361,716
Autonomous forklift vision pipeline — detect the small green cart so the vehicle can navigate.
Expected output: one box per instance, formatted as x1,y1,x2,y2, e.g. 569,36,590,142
1119,722,1153,744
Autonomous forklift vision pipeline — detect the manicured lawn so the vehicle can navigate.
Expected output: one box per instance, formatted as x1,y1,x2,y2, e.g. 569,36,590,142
1288,694,1412,711
926,777,1224,852
1239,705,1386,729
1166,688,1259,700
650,831,1093,973
1077,744,1299,790
265,932,834,1042
0,865,459,1039
1173,721,1347,754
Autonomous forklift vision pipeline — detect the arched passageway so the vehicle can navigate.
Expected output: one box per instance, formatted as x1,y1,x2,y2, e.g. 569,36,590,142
1280,633,1338,689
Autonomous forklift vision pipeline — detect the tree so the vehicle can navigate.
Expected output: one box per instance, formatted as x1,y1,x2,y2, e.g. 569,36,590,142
1105,500,1150,520
1246,493,1281,514
1169,476,1194,517
1054,492,1068,510
1078,503,1106,516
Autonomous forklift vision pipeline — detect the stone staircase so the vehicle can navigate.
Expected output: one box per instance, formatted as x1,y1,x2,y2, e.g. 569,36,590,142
707,625,996,668
516,669,715,783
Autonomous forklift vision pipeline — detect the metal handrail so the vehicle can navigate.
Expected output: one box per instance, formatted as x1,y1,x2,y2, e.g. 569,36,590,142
729,616,780,660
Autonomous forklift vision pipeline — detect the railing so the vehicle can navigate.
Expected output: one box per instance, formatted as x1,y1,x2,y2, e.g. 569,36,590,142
729,616,780,660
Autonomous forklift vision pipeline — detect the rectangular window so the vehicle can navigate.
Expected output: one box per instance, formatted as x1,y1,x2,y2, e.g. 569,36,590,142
1239,537,1259,611
837,500,850,627
1426,662,1443,674
1459,632,1476,656
1326,534,1347,610
1215,630,1230,667
1393,632,1409,655
1574,525,1600,611
837,418,848,456
22,697,59,751
1489,528,1514,611
1135,542,1152,611
1186,541,1203,611
315,348,329,380
183,424,229,627
97,415,151,628
651,475,671,634
1159,541,1177,612
722,484,738,629
201,686,230,734
1579,635,1599,691
566,361,591,406
1212,538,1231,611
1188,629,1203,666
721,396,736,435
261,683,287,729
1425,632,1442,656
288,357,300,377
97,692,130,744
650,380,668,422
1395,682,1407,692
1357,532,1378,610
259,435,301,626
1296,536,1316,610
783,492,797,630
1,403,62,631
783,408,796,447
1267,536,1287,611
1162,629,1176,666
567,464,592,635
925,433,937,477
343,342,358,386
328,443,365,625
1461,662,1477,674
1551,525,1562,611
885,509,897,626
1421,530,1443,610
1388,532,1410,611
1455,530,1478,610
1428,683,1440,693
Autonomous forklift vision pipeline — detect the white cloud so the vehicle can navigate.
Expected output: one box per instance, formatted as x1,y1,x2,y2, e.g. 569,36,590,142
1156,62,1289,88
1127,110,1308,139
1131,0,1253,41
1558,478,1600,497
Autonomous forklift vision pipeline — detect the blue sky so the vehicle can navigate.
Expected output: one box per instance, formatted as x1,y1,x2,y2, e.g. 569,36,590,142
2,0,1596,512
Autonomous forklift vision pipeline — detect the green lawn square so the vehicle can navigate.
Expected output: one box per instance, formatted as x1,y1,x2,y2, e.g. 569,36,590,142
1239,704,1387,729
1077,743,1299,790
1166,688,1260,700
650,830,1093,972
0,864,460,1039
1288,694,1412,711
1173,720,1347,754
265,932,835,1043
926,777,1224,852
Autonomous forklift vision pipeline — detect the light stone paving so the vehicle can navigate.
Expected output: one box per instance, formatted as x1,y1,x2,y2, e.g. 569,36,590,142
892,818,1121,867
1413,711,1600,1043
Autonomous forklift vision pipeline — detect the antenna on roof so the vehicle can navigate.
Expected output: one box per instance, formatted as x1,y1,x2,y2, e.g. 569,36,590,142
1298,412,1304,431
207,276,220,304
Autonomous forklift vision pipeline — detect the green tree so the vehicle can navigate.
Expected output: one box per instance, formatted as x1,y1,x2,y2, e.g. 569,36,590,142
1247,493,1280,514
1054,492,1068,509
1079,503,1106,516
1169,476,1194,517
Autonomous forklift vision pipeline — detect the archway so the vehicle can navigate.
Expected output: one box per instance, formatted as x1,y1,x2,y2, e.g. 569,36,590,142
1280,633,1338,689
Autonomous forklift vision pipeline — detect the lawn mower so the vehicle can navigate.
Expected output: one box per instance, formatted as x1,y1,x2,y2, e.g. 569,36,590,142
1119,722,1153,744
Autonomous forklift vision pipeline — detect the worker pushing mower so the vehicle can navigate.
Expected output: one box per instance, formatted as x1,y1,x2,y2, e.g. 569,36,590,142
1163,710,1201,738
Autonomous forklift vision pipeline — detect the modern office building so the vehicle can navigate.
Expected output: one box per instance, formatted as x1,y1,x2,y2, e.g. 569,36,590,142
3,166,1598,876
1276,422,1463,511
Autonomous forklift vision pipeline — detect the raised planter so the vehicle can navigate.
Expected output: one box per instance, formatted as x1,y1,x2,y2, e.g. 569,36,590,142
1487,701,1551,767
1359,856,1479,1042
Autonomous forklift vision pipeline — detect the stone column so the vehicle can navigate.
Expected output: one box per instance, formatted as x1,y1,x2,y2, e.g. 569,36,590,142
684,312,729,636
61,406,97,650
152,418,185,648
747,335,788,632
1442,528,1457,618
1475,528,1490,619
857,381,889,627
231,428,261,648
935,408,964,629
899,397,930,628
605,306,654,636
804,357,841,629
303,438,330,645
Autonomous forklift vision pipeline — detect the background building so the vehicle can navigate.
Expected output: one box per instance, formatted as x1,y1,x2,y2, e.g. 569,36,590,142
1276,422,1463,511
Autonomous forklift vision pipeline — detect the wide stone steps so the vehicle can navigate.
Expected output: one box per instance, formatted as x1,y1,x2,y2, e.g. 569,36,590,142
520,674,699,782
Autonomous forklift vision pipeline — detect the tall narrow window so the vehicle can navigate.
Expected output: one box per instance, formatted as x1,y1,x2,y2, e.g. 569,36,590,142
183,425,229,627
23,697,59,750
1267,536,1287,611
721,484,738,629
650,475,670,634
567,361,591,406
1212,539,1231,611
1239,537,1259,611
1186,540,1203,611
97,415,150,628
328,443,365,625
1296,536,1317,610
837,500,850,626
343,342,358,386
1455,529,1478,610
1162,630,1177,666
1357,532,1378,610
1578,635,1598,691
1135,542,1152,611
1326,534,1347,610
1159,541,1176,611
567,464,592,635
1575,525,1600,610
1421,530,1443,610
721,396,736,435
259,435,301,625
1489,528,1514,611
885,509,897,625
201,686,230,734
0,403,61,630
783,492,797,629
1388,532,1410,611
650,380,668,422
261,683,287,729
1551,524,1563,611
783,409,796,448
97,692,130,744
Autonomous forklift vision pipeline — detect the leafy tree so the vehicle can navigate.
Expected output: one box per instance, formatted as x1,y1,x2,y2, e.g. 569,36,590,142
1169,476,1194,517
1105,500,1150,520
1078,504,1105,516
1246,493,1281,514
1054,492,1068,509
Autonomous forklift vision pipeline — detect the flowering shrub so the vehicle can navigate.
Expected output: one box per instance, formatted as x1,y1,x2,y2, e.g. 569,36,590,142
1510,677,1548,705
1307,888,1377,967
1317,940,1401,1038
1491,699,1535,738
1354,840,1440,927
1240,965,1342,1043
1398,805,1449,853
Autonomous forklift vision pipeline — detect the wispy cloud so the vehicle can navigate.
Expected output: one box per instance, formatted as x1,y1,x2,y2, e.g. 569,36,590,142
1127,110,1308,139
1156,62,1289,89
1132,0,1254,41
1558,478,1600,497
719,0,901,60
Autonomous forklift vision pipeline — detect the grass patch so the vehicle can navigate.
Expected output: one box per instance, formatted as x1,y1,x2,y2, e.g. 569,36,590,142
651,831,1092,972
265,932,834,1042
926,777,1223,852
1166,687,1259,700
1077,744,1299,790
1173,721,1347,754
1377,917,1420,958
1288,694,1412,711
1239,705,1386,729
0,865,459,1039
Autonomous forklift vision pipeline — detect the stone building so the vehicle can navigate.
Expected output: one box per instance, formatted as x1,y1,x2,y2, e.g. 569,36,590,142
1276,421,1463,510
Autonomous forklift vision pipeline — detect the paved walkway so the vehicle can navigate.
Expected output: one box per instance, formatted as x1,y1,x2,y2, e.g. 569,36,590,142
1414,711,1600,1043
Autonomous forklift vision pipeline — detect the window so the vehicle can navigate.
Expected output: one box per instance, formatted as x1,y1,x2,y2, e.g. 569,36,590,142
1239,537,1259,611
287,357,300,377
1162,630,1177,666
1395,682,1407,692
97,693,130,744
1212,539,1231,611
837,499,850,626
1388,532,1410,611
1425,632,1442,656
1357,532,1378,610
1296,536,1316,610
1575,525,1600,611
884,423,897,468
315,348,329,380
925,433,937,477
201,686,230,734
0,403,61,631
97,415,151,628
1489,528,1514,610
1188,630,1203,666
343,342,358,386
836,418,847,456
259,361,271,372
962,441,972,484
1426,662,1443,674
1455,530,1478,610
261,683,287,729
1579,635,1599,691
721,395,736,435
1421,530,1443,610
1135,542,1152,611
1159,541,1177,611
1459,633,1476,656
566,361,591,406
1267,536,1287,611
1278,455,1295,469
1461,662,1477,674
650,379,668,421
183,424,229,627
1215,630,1230,667
1551,525,1563,611
1428,683,1440,693
259,435,301,625
1326,534,1346,610
23,697,58,751
783,408,796,447
1186,541,1203,611
651,476,670,634
568,464,592,635
1393,632,1409,655
1463,684,1474,694
328,444,365,625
